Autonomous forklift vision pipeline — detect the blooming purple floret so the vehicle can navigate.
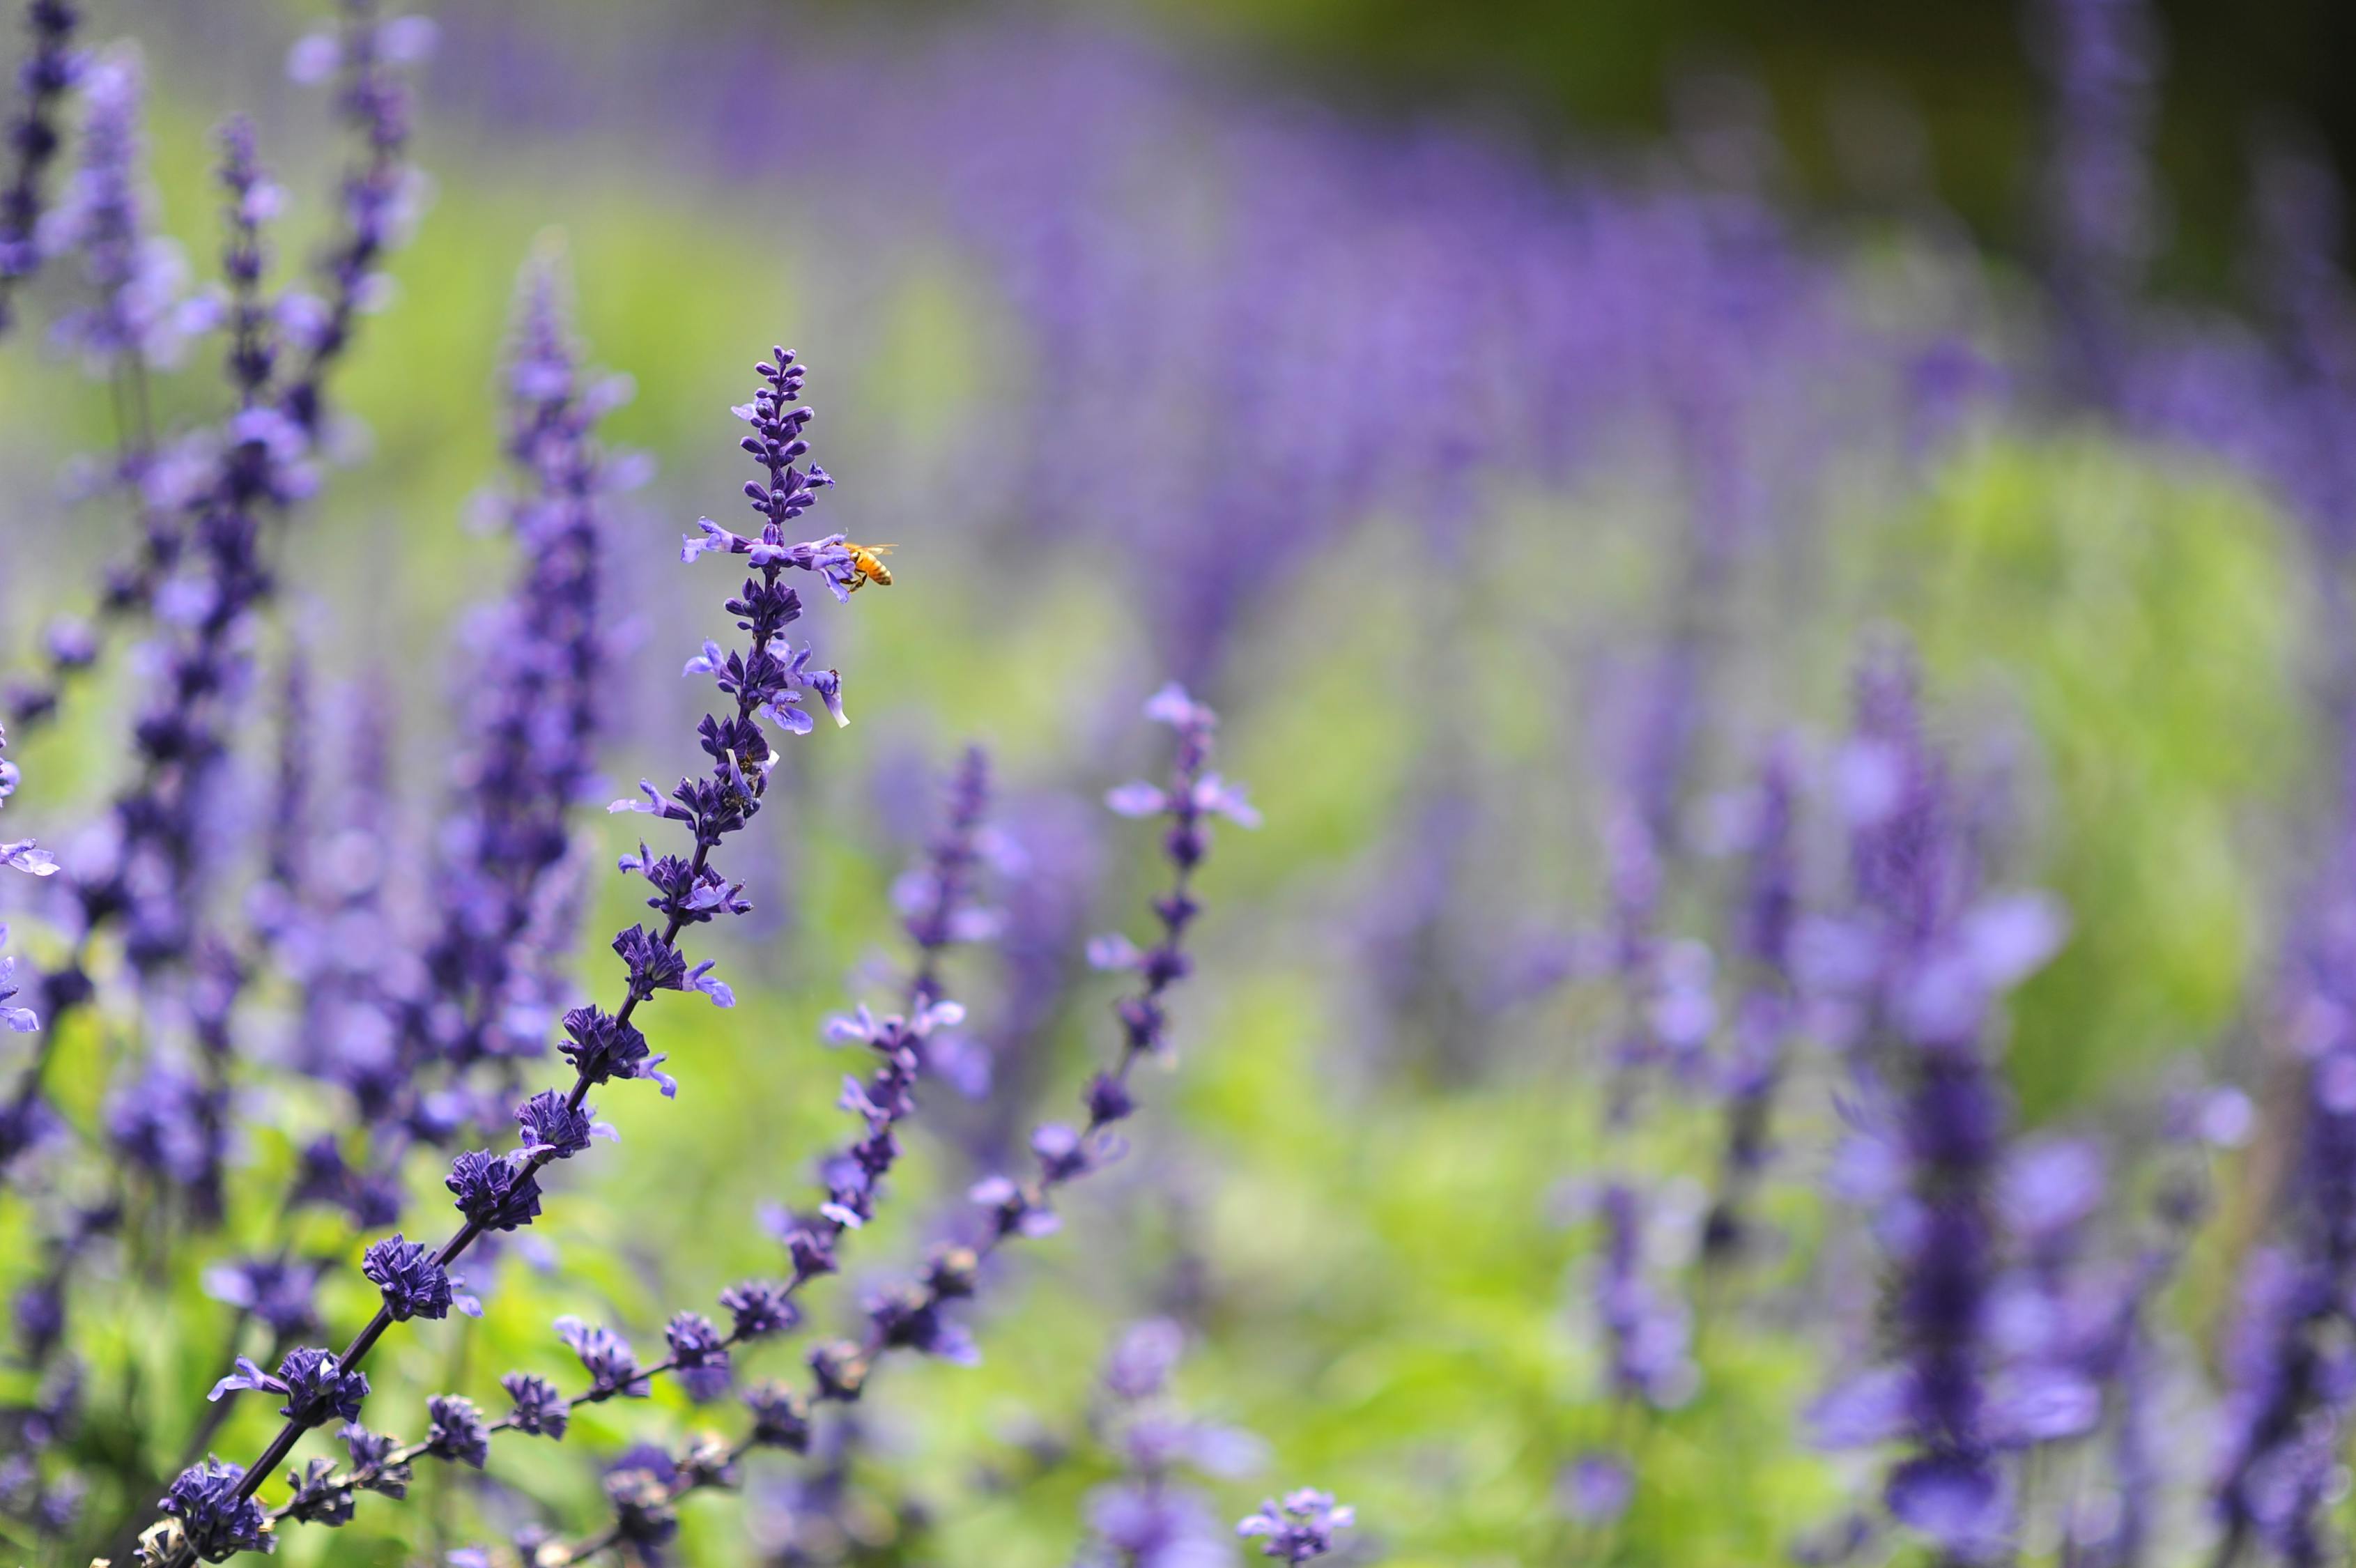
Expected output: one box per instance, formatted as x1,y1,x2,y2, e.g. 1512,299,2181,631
556,1314,650,1398
744,1381,812,1451
157,1458,269,1562
280,1457,353,1528
559,1004,672,1096
718,1279,799,1339
208,1346,368,1428
423,1394,490,1468
514,1087,613,1160
500,1371,568,1440
1236,1489,1355,1564
445,1148,544,1232
665,1310,732,1401
360,1233,479,1322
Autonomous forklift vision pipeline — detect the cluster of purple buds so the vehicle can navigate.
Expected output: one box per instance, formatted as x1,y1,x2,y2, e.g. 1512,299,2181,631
208,1348,369,1429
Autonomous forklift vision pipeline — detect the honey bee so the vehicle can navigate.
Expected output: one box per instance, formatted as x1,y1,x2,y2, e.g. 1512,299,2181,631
843,541,896,592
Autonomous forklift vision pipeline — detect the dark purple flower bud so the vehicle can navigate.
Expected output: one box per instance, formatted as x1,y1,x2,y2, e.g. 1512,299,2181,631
606,1450,682,1554
718,1279,799,1339
514,1088,614,1159
744,1380,811,1450
613,923,687,994
665,1311,732,1401
925,1245,980,1301
340,1422,411,1497
1083,1070,1134,1127
1032,1121,1089,1184
210,1346,368,1427
500,1371,568,1440
560,1003,674,1097
867,1283,980,1365
808,1339,870,1402
282,1456,353,1528
445,1149,543,1232
158,1458,270,1562
423,1394,490,1468
556,1314,649,1397
362,1233,481,1322
1236,1489,1356,1564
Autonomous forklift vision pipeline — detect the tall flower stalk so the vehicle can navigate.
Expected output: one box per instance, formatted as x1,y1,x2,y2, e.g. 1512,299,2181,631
137,346,858,1565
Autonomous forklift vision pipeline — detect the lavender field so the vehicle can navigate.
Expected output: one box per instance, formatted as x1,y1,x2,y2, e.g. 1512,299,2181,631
0,0,2351,1564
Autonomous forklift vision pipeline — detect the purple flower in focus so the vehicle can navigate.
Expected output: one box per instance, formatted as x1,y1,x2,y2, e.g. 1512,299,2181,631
514,1088,615,1160
445,1148,544,1232
361,1233,480,1322
208,1346,368,1428
157,1458,268,1562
